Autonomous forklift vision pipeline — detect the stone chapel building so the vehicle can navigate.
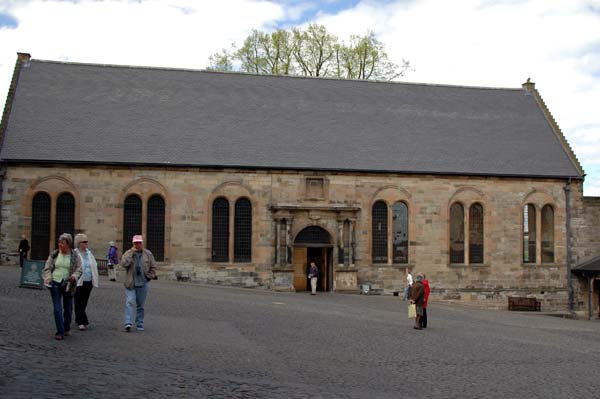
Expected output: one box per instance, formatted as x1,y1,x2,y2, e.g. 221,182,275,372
1,53,598,311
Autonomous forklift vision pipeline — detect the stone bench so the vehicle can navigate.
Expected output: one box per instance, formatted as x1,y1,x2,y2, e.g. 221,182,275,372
508,296,541,311
96,258,108,276
175,270,191,282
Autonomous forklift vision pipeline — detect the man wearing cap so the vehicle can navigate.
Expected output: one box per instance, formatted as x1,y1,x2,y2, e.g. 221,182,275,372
121,235,156,332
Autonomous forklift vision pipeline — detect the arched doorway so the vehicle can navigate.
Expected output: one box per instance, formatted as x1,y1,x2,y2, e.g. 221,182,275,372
293,226,333,292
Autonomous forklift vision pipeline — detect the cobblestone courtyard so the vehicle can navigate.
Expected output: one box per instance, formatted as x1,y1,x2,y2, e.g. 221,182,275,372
1,265,599,398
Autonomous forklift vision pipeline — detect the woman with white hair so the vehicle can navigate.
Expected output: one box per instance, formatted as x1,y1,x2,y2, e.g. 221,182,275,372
107,241,119,282
42,233,82,340
74,233,99,331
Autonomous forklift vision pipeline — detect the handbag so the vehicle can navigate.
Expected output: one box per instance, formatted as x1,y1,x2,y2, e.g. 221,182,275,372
408,303,416,318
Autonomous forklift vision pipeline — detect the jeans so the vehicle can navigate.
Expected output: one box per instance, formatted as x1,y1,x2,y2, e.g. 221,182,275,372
19,252,27,268
74,281,93,326
49,281,73,336
124,282,149,328
403,285,412,300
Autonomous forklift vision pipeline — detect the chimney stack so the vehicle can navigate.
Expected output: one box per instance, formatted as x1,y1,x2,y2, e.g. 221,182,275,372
17,52,31,67
522,77,535,91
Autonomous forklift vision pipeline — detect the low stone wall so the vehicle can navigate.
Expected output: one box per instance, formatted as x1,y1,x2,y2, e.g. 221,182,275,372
433,288,569,311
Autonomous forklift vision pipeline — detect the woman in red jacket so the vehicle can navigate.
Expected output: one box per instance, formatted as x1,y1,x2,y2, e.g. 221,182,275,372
421,274,430,329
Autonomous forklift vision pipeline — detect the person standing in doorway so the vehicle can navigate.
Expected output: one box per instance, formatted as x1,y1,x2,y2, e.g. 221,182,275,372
74,233,99,331
42,233,82,340
121,235,156,332
18,234,30,267
107,241,119,282
421,274,431,329
410,273,425,330
403,269,413,300
308,261,319,295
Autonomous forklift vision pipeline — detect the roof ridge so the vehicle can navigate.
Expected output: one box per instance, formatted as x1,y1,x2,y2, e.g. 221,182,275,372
29,58,522,91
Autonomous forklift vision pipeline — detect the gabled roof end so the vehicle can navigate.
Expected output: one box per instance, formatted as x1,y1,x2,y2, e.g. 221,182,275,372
524,78,585,178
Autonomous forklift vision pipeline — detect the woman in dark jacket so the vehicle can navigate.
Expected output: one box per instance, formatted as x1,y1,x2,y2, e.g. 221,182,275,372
410,274,425,330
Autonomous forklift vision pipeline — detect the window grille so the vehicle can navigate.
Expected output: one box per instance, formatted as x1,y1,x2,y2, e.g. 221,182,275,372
147,195,165,261
123,195,142,248
234,198,252,262
55,193,75,248
31,192,51,260
541,205,554,263
295,226,331,245
372,201,388,263
450,203,465,263
469,203,484,264
523,204,536,263
392,201,409,263
212,197,229,262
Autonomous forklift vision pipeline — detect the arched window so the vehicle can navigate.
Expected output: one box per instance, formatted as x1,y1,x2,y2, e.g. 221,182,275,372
469,203,484,264
123,195,142,248
541,205,554,263
234,198,252,263
31,192,51,260
392,201,409,263
450,203,464,263
147,195,165,262
372,201,388,263
212,197,229,262
55,192,75,247
523,204,536,263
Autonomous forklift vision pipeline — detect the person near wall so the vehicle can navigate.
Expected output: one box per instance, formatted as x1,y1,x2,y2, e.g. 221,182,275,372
74,233,99,331
308,261,319,295
421,274,431,329
410,273,425,330
107,241,119,282
42,233,82,340
121,235,156,332
403,269,413,300
18,234,30,267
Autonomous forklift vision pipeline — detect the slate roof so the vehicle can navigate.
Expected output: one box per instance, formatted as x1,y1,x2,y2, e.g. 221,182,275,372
0,59,583,178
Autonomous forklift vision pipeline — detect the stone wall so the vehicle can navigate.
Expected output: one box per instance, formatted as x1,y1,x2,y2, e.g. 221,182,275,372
570,181,600,313
0,164,578,309
572,186,600,263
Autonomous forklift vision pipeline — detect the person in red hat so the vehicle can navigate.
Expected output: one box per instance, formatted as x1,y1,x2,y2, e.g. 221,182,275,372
120,235,156,332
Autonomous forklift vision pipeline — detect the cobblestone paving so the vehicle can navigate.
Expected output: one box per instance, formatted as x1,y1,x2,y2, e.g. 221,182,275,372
1,265,599,398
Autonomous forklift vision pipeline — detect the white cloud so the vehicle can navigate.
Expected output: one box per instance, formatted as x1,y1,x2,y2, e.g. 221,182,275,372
0,0,599,195
313,0,600,195
585,177,600,196
0,0,282,107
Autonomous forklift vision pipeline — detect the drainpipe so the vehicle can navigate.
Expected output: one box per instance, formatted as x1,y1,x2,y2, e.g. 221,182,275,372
564,179,574,313
588,274,593,320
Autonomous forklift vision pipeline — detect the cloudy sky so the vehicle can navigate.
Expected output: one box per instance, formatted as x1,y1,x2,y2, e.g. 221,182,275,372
0,0,599,195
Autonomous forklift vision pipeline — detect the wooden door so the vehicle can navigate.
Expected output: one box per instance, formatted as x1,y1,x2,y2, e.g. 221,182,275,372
293,247,308,292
